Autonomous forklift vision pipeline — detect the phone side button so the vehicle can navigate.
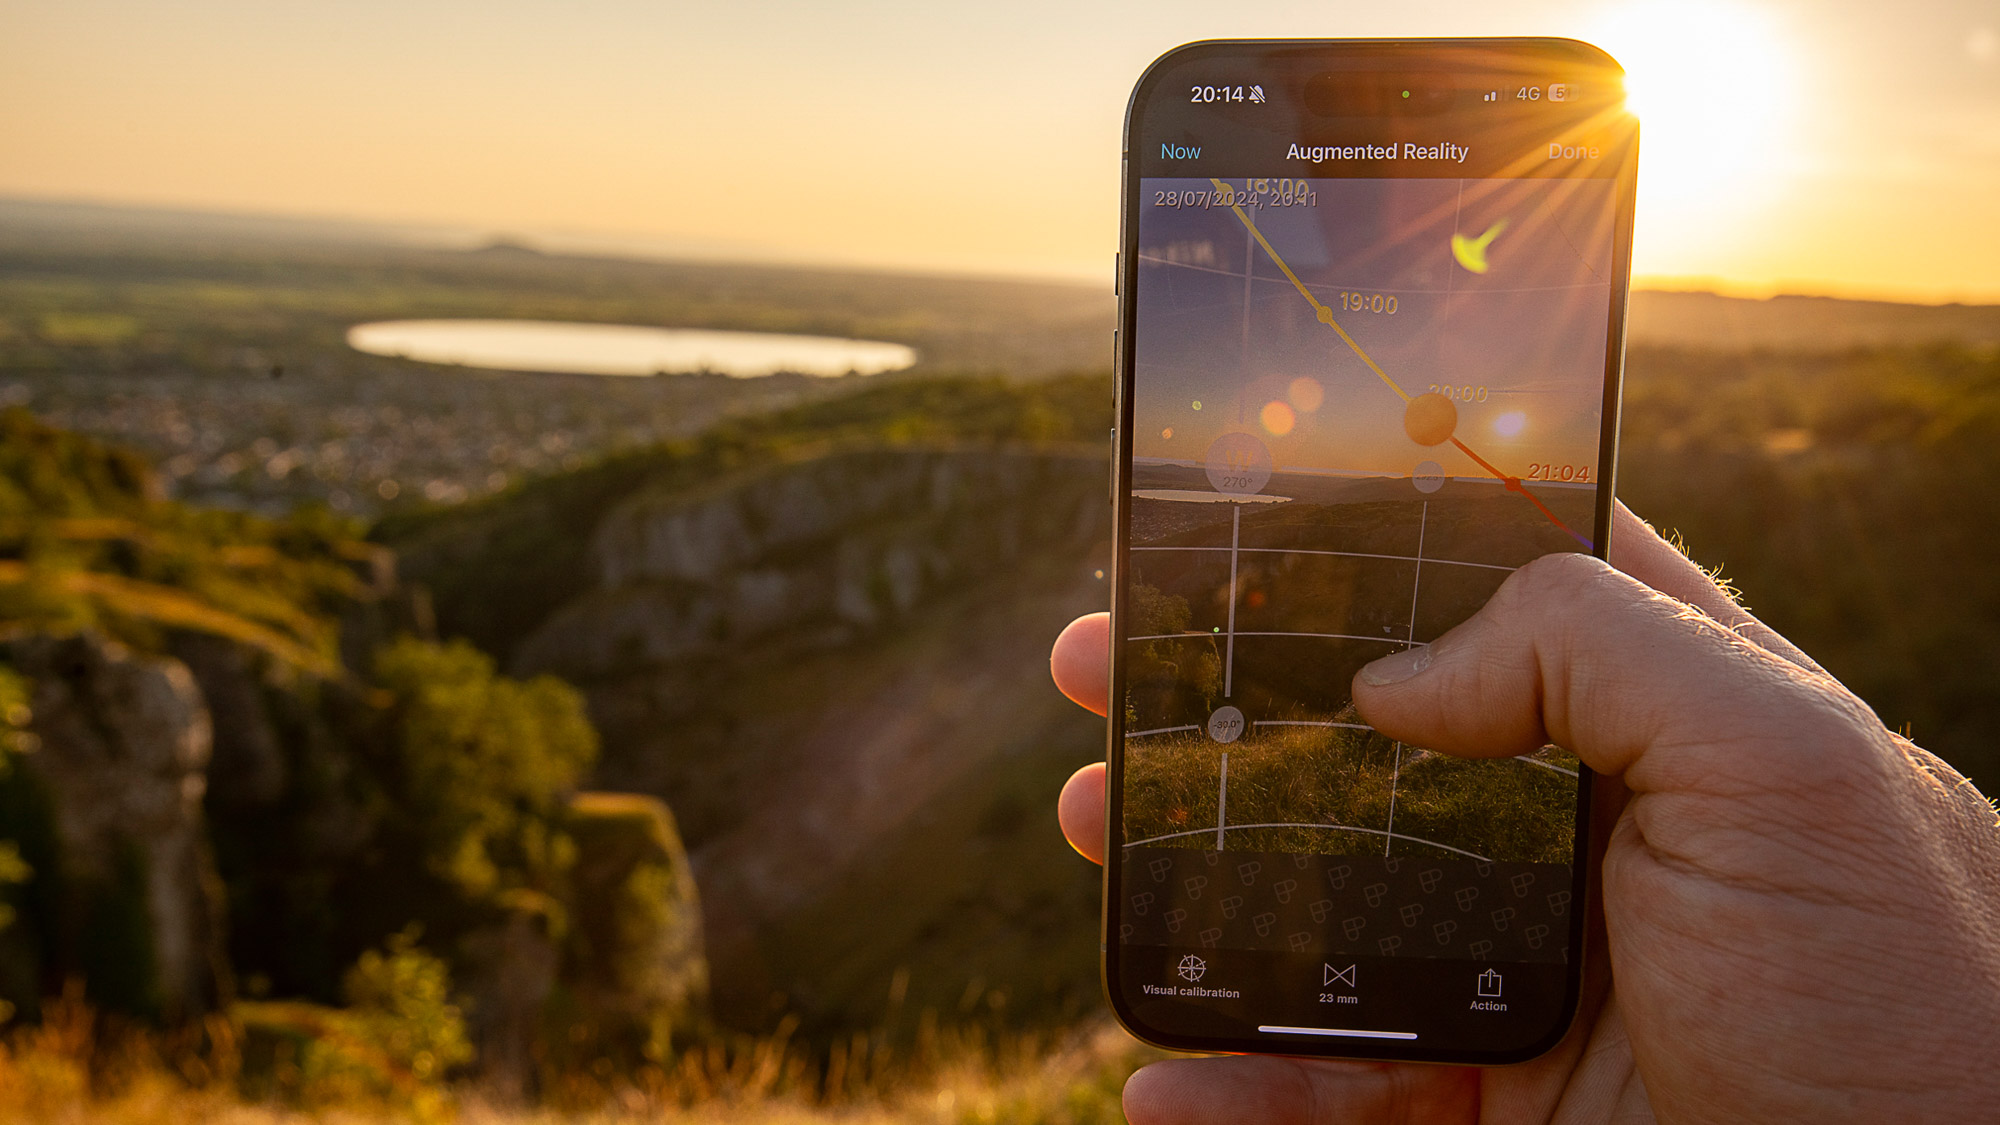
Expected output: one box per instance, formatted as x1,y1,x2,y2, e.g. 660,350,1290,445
1108,427,1118,507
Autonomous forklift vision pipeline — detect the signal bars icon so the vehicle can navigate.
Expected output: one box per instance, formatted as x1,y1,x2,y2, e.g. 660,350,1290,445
1482,90,1498,102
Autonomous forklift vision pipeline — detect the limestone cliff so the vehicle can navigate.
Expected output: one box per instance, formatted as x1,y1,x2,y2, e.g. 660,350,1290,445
515,447,1107,678
494,446,1112,1030
4,631,231,1021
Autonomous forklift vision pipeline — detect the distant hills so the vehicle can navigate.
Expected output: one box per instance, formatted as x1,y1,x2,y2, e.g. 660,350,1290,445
1627,290,2000,352
5,196,1998,363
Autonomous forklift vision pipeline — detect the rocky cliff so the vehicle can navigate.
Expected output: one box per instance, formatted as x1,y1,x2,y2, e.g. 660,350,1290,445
2,631,230,1021
486,445,1113,1031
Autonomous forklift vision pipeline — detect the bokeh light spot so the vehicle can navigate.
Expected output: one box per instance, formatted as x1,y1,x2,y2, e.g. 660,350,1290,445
1260,400,1296,436
1288,377,1324,413
1494,411,1527,437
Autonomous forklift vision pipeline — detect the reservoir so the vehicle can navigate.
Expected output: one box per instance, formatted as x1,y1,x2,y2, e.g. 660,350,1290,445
346,319,918,378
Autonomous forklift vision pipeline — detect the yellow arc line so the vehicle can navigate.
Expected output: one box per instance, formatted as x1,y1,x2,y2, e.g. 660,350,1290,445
1202,177,1593,549
1210,178,1410,404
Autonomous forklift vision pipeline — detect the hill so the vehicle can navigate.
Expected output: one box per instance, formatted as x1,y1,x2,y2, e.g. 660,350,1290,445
1627,290,2000,352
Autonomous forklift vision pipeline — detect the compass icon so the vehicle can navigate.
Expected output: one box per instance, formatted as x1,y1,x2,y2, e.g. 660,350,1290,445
1177,954,1207,983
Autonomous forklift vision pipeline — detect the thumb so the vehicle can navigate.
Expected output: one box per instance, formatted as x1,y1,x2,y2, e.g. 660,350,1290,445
1350,551,1882,796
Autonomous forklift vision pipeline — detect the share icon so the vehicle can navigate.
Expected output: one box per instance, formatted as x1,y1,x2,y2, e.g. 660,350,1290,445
1323,963,1357,988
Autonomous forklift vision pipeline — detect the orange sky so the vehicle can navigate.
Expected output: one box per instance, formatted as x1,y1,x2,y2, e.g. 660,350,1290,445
2,0,1995,300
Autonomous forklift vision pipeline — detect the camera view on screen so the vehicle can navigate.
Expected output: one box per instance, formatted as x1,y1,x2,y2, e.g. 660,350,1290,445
1119,170,1615,964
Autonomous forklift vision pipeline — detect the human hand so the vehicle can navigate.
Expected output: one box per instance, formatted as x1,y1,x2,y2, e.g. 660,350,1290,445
1051,503,2000,1124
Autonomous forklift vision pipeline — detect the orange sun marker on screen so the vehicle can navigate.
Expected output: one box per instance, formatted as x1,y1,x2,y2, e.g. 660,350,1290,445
1162,426,1174,439
1403,393,1457,446
1260,400,1296,436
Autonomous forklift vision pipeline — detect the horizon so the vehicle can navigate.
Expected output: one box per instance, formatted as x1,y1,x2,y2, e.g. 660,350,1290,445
2,1,1996,303
7,192,1999,311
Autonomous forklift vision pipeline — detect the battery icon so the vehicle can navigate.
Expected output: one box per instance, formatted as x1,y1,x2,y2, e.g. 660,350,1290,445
1548,83,1568,101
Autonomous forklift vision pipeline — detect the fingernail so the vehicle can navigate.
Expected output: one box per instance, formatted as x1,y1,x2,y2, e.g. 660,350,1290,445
1358,645,1434,686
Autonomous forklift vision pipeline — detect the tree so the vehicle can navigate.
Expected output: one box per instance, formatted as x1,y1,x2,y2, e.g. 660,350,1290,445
370,638,598,913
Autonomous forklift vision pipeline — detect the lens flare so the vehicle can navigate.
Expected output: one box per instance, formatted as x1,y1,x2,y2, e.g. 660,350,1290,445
1586,0,1800,263
1287,377,1324,413
1260,400,1296,436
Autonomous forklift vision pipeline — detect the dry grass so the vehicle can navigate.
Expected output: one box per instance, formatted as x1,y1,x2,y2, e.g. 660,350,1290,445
1124,723,1579,863
0,559,340,677
0,993,1155,1125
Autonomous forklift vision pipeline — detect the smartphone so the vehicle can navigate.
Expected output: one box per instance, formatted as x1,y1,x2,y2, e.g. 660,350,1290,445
1106,38,1637,1064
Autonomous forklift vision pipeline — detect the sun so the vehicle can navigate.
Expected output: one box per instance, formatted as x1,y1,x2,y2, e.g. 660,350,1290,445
1586,2,1801,224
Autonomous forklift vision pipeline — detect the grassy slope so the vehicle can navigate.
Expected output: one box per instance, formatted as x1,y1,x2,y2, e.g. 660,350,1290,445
0,408,365,670
1619,344,2000,784
728,564,1109,1038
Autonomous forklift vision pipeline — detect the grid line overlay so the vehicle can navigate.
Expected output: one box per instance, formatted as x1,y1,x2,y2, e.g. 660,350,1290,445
1121,185,1590,861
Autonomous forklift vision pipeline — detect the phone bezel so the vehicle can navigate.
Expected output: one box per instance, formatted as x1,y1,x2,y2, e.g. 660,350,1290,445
1104,36,1638,1066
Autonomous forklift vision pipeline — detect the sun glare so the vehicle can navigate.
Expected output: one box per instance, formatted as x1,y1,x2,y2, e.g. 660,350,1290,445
1588,2,1800,219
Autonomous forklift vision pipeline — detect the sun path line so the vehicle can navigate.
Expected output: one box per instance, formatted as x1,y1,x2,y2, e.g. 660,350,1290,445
1208,176,1592,550
1210,178,1410,404
1448,437,1591,548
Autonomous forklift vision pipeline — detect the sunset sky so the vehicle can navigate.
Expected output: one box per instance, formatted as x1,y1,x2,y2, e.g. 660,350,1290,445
3,0,1996,300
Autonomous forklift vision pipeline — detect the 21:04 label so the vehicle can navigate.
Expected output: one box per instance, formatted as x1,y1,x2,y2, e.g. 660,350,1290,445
1526,463,1592,482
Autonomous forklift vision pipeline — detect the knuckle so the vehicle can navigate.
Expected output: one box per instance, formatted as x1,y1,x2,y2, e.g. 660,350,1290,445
1496,550,1618,622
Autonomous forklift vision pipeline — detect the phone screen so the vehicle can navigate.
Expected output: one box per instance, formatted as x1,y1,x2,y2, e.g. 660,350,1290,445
1109,40,1636,1063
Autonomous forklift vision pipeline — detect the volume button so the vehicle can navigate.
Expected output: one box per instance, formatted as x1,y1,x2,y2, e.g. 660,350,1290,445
1109,426,1118,508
